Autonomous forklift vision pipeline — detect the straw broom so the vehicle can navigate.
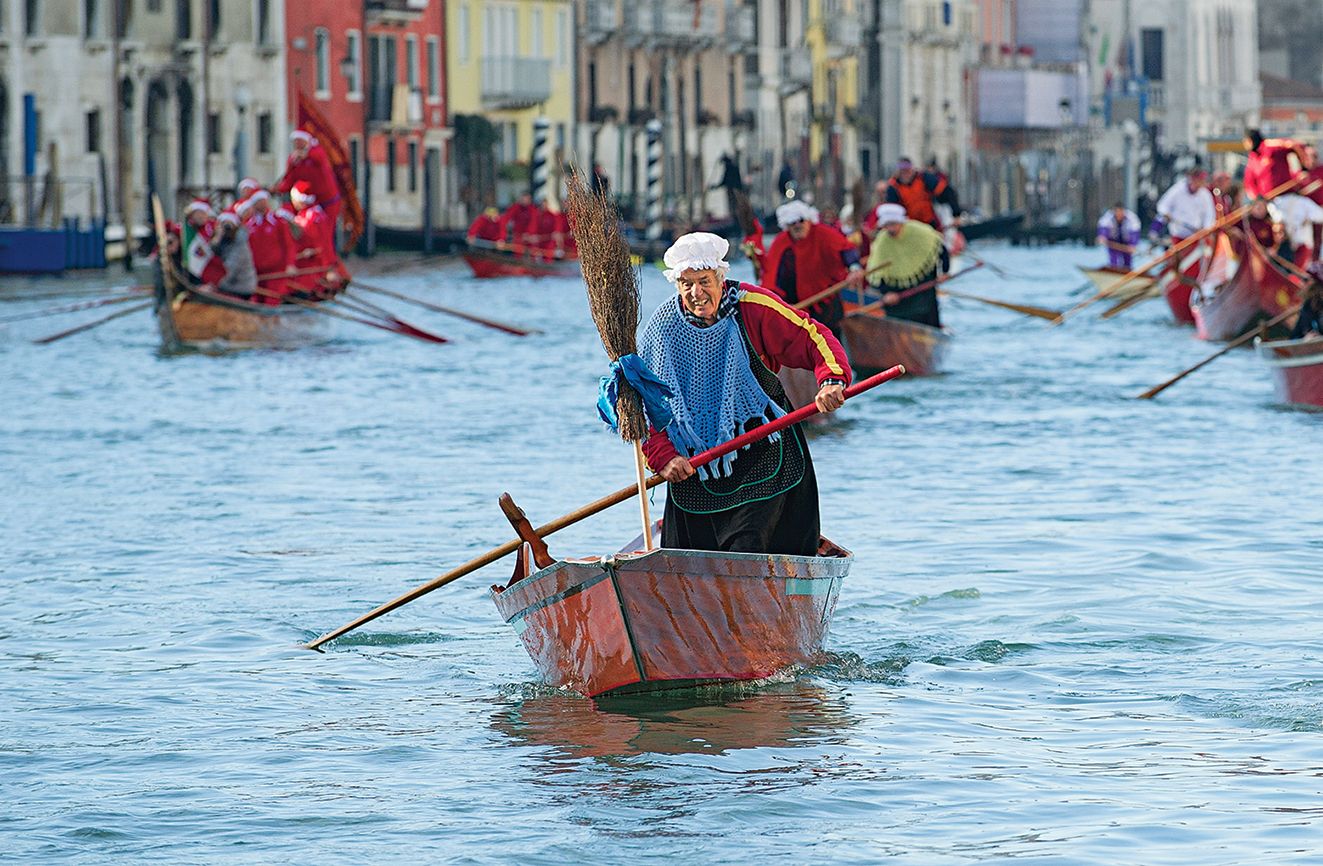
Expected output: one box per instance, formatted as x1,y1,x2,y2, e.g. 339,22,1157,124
732,190,762,280
565,170,656,550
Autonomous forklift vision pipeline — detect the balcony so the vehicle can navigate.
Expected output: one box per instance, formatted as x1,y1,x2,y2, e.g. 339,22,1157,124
657,3,720,45
584,0,618,44
823,16,862,53
727,4,755,49
1147,82,1165,111
482,57,553,110
366,0,427,24
780,48,812,91
622,4,655,46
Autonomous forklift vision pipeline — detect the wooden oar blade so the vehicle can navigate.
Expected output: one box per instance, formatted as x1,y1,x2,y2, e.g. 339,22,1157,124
32,300,153,344
939,289,1060,321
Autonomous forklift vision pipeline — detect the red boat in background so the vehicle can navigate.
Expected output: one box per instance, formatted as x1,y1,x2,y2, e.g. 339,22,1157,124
1256,336,1323,409
1161,237,1220,325
491,529,852,698
1192,235,1302,341
462,240,580,279
839,303,951,376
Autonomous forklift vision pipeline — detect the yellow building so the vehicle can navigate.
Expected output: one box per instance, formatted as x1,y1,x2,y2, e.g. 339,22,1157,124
806,0,863,174
446,0,576,209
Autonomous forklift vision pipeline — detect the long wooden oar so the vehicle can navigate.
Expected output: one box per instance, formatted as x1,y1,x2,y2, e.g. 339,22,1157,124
792,261,892,311
255,265,336,282
1056,175,1315,324
304,363,908,649
33,300,153,344
329,293,453,344
239,285,449,344
938,287,1060,321
852,262,983,316
1136,305,1300,400
2,291,147,323
349,280,539,336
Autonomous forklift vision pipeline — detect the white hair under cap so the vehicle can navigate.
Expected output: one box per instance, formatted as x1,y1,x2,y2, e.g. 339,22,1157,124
662,232,731,283
874,203,907,225
775,200,819,229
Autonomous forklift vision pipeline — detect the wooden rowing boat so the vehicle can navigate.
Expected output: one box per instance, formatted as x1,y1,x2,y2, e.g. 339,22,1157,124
1192,237,1301,342
1161,236,1226,326
462,245,580,279
491,529,852,698
839,304,951,376
1077,264,1158,297
154,267,334,352
1255,335,1323,409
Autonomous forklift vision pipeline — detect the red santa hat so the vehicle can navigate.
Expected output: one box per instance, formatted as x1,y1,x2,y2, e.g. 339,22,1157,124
218,211,241,227
184,198,215,219
237,177,261,198
290,129,316,146
289,180,317,207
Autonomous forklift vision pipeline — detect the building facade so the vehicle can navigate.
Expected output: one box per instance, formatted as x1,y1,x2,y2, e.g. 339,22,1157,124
449,0,574,217
1,0,286,237
286,0,453,238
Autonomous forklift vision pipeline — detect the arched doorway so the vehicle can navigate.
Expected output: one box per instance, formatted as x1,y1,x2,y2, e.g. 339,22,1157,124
177,79,194,187
145,78,174,213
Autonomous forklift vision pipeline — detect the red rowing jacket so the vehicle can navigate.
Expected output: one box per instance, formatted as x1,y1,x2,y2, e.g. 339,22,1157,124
245,213,297,287
275,146,341,209
886,172,947,227
760,222,854,308
1244,139,1305,199
641,283,851,472
293,204,338,286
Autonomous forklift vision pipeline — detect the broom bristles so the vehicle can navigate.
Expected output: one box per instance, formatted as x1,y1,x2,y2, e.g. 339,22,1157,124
566,168,650,443
733,189,757,237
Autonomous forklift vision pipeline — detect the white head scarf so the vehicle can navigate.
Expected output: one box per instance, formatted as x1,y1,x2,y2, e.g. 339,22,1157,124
874,203,907,225
776,200,820,229
662,232,731,283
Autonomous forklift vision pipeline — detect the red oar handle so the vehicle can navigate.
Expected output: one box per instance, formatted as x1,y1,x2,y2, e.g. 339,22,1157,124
686,365,906,471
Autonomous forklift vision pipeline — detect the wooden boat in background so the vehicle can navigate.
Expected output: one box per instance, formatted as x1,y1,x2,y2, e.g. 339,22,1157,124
1255,336,1323,409
1192,237,1301,341
1078,264,1158,297
491,529,852,698
462,240,580,279
776,367,833,423
839,303,951,376
155,271,335,352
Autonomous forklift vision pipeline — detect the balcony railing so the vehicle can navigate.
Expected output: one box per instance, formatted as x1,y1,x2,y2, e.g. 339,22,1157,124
658,3,719,40
584,0,617,44
366,0,427,24
1147,82,1165,111
823,16,861,50
482,57,553,109
780,48,812,89
728,5,755,47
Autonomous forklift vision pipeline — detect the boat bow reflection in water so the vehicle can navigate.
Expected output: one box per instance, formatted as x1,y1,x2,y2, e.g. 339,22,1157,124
490,683,859,759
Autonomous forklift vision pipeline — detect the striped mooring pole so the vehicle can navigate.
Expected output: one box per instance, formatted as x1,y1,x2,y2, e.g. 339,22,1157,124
530,116,550,203
645,119,663,242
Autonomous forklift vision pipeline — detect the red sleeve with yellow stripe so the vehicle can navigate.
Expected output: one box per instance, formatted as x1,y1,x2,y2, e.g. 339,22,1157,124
736,283,852,387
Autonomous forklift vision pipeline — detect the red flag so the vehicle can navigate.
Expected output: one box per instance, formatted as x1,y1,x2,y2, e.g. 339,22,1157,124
296,90,365,247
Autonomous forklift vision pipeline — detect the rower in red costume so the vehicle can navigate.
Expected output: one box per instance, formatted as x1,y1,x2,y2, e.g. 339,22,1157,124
760,200,865,336
1230,197,1282,259
289,180,344,293
239,190,297,304
1242,128,1306,200
182,199,228,286
499,192,538,249
1301,145,1323,262
467,207,504,243
275,130,343,229
884,156,959,230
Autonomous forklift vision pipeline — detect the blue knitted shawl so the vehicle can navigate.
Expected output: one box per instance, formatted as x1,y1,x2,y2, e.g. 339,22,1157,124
639,288,785,480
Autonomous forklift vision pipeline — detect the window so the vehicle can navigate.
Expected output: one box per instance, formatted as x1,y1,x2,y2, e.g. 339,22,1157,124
256,0,271,45
207,112,221,154
1141,28,1164,81
345,30,362,98
386,137,397,192
458,3,469,63
84,0,101,38
175,0,189,39
367,35,397,122
257,111,272,154
406,35,418,89
408,141,418,192
86,109,102,152
426,36,440,101
206,0,218,38
532,9,543,57
556,9,568,66
348,137,361,189
24,0,39,36
115,0,131,37
314,27,330,95
147,0,161,10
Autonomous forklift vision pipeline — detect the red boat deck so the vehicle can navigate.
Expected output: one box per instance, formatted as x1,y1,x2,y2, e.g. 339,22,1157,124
1256,336,1323,409
491,533,852,698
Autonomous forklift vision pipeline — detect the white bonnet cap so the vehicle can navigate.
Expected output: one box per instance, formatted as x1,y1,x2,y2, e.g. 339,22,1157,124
662,232,730,283
875,203,907,225
776,200,820,229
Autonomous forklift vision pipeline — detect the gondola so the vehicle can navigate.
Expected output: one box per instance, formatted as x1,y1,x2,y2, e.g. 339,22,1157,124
154,277,337,353
839,302,951,376
490,526,852,698
1255,335,1323,409
1160,236,1226,326
1192,236,1301,341
1077,264,1158,298
462,240,580,279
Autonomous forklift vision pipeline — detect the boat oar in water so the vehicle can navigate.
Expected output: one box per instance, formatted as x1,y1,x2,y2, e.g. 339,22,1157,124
1054,174,1318,325
939,287,1061,321
791,261,892,311
32,300,154,344
349,280,539,336
241,285,449,344
2,290,148,323
1136,306,1300,400
303,363,907,650
328,291,453,344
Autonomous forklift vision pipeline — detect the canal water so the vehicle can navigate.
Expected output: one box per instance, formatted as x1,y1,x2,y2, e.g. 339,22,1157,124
3,244,1320,864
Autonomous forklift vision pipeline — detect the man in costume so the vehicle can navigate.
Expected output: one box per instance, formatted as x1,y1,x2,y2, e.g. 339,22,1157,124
637,232,852,556
289,180,344,292
1230,197,1282,260
866,203,949,328
884,156,959,231
181,199,227,287
499,192,538,248
760,200,865,336
239,190,297,304
1153,169,1217,244
1243,129,1306,200
467,207,504,243
275,130,343,229
212,212,257,299
1096,203,1141,269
